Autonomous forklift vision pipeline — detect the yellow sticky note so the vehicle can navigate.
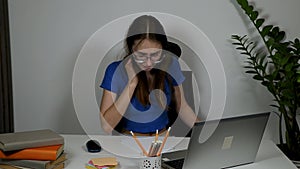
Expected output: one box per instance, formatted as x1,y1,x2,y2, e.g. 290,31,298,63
85,165,97,169
91,157,118,166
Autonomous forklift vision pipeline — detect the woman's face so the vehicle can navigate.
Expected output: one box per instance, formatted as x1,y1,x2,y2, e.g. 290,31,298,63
132,39,163,71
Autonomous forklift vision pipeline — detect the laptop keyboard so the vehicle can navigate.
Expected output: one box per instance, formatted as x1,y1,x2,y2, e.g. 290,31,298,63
163,158,185,169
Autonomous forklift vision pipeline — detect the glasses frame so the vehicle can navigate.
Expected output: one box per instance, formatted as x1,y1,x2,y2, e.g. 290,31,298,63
132,50,166,64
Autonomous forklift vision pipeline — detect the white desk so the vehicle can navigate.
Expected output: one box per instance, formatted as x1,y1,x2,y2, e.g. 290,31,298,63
62,134,297,169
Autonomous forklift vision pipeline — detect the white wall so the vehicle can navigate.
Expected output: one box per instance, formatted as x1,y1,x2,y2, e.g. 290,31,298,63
8,0,300,140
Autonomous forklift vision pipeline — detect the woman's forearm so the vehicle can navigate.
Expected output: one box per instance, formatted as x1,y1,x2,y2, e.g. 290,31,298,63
100,81,137,133
174,85,200,128
178,104,200,128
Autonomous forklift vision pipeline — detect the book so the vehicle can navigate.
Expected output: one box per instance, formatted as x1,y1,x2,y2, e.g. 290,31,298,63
0,162,64,169
0,153,66,169
0,164,24,169
0,144,64,161
0,164,30,169
0,129,64,152
52,163,64,169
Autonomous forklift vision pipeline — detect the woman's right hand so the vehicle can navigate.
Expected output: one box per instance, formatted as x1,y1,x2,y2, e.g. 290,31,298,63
125,58,138,86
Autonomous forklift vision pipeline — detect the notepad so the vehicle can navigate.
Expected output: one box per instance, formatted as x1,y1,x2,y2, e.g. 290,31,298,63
90,157,118,166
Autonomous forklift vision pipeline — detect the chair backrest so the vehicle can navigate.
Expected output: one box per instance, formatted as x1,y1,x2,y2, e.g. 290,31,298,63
167,70,195,137
167,41,182,57
165,42,195,136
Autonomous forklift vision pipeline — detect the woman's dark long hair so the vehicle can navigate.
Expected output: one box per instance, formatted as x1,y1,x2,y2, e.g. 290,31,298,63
124,15,173,108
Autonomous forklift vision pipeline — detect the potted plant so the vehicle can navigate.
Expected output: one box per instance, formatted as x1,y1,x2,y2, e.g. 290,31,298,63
231,0,300,164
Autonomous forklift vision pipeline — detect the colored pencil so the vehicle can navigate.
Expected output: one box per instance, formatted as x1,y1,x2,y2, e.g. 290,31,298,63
156,127,171,156
130,131,148,156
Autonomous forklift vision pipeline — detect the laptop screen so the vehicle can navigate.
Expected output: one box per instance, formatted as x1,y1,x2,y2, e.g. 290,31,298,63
162,112,270,169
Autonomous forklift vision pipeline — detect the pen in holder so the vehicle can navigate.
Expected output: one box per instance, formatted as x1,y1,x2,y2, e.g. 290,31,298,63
148,140,162,157
140,140,162,169
139,154,162,169
131,127,171,169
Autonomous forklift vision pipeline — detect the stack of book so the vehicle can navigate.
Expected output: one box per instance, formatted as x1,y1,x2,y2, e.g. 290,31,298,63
0,129,66,169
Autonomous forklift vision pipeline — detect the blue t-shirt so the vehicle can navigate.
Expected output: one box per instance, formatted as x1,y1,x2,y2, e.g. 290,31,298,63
100,57,185,133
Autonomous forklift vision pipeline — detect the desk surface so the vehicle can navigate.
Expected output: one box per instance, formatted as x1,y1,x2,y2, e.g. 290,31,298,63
62,134,297,169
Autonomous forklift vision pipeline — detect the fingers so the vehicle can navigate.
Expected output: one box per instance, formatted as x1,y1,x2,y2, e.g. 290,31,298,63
125,58,133,73
125,58,138,83
126,58,133,68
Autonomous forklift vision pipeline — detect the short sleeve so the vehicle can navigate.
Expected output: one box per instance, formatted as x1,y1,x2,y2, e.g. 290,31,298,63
168,58,185,86
100,61,123,93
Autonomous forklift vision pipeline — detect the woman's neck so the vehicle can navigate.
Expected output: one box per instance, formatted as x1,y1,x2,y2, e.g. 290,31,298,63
146,71,154,89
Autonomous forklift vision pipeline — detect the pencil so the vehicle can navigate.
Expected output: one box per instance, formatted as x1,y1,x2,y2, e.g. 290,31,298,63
156,127,171,156
152,141,162,156
155,129,159,142
149,141,158,157
130,131,148,156
148,141,154,156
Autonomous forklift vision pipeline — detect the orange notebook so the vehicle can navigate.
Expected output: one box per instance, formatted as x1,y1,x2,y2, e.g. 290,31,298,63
0,144,64,161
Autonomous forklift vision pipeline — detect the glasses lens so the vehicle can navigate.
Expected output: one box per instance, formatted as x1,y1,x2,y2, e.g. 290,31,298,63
133,51,164,63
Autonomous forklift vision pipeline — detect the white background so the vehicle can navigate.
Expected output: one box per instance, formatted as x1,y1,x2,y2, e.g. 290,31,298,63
8,0,300,142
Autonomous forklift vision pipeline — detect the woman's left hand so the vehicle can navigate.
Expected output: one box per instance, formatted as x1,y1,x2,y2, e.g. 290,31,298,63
125,58,138,85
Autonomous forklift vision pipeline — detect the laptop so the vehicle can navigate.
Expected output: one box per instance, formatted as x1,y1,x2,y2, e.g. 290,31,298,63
162,112,270,169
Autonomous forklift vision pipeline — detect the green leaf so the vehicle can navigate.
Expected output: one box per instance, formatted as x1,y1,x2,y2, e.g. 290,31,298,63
276,31,285,42
237,0,248,8
259,55,267,65
241,52,250,55
250,11,259,21
263,62,268,70
245,61,253,65
254,64,262,69
261,25,273,37
269,26,280,38
249,45,257,53
236,47,246,50
245,41,254,49
245,70,257,74
266,38,275,47
264,75,273,81
244,4,254,15
285,63,293,71
270,104,280,108
253,75,264,80
255,18,265,28
239,34,247,39
277,54,289,65
232,42,242,46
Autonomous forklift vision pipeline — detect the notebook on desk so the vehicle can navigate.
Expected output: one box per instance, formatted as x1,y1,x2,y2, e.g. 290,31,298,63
162,112,270,169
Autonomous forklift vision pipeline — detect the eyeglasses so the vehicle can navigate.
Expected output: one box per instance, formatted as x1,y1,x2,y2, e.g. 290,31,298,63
132,50,165,64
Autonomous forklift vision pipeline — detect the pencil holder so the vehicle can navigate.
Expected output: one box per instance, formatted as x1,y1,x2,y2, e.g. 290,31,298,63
139,155,161,169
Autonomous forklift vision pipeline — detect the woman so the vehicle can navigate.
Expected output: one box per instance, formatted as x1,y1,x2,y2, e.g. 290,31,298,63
100,15,199,135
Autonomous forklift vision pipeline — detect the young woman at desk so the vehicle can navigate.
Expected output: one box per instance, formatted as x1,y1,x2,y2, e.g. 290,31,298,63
100,15,199,136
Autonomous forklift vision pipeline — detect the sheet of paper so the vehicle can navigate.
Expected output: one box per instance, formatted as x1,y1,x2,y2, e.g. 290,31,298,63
92,135,189,158
120,136,182,154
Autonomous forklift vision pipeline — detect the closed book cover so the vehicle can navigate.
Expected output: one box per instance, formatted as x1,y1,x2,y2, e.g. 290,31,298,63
0,129,64,152
51,162,64,169
0,144,64,161
0,163,64,169
0,164,30,169
0,153,66,169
